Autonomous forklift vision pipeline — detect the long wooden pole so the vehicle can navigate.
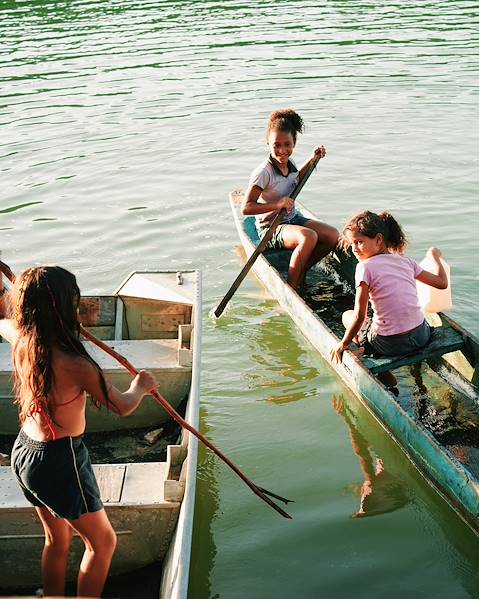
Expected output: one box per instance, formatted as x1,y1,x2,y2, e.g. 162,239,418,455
213,154,321,318
0,261,293,518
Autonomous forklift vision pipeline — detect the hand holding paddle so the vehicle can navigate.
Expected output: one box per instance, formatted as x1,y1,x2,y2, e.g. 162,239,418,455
0,260,294,519
213,153,322,318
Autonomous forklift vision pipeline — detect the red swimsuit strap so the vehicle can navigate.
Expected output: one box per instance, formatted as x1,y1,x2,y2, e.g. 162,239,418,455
27,400,57,441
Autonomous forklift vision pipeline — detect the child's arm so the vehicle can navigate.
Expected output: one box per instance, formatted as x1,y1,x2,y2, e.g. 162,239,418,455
241,185,294,216
298,145,326,181
330,282,369,364
415,247,448,289
75,358,157,416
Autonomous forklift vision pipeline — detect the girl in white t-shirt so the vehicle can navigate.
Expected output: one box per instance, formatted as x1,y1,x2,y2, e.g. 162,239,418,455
330,211,448,378
241,109,338,290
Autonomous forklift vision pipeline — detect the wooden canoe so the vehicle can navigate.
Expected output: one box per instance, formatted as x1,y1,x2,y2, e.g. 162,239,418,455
230,191,479,534
0,270,201,598
0,270,196,433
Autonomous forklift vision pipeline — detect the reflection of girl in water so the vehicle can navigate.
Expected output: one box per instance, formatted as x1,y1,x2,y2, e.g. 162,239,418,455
333,396,409,518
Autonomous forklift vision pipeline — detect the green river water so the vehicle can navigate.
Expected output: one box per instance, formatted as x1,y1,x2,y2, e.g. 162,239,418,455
1,1,479,597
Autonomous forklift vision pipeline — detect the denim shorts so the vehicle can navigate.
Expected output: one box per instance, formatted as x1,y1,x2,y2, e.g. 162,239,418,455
11,429,103,520
359,319,432,357
256,211,310,250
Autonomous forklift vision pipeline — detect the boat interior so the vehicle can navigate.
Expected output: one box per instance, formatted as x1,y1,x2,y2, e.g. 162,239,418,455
0,270,196,475
80,284,194,369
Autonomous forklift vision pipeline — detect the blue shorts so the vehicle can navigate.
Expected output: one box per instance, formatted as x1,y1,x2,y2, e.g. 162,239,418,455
359,319,432,357
11,429,103,520
256,212,310,250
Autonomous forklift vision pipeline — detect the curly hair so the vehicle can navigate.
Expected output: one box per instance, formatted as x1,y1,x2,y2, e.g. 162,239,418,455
265,108,304,143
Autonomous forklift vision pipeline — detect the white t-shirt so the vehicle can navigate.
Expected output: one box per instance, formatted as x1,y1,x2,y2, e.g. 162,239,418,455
355,253,424,336
248,156,299,226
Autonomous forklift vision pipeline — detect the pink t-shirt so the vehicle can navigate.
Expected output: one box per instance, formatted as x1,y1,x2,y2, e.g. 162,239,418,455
355,253,424,336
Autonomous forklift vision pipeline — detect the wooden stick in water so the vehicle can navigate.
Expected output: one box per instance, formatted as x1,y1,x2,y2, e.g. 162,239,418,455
80,326,293,518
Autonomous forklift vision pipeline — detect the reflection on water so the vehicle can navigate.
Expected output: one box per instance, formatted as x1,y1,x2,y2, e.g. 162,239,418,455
243,308,320,405
333,395,410,519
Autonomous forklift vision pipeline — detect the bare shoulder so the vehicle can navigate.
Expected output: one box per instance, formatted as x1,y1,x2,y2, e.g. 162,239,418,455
54,351,97,380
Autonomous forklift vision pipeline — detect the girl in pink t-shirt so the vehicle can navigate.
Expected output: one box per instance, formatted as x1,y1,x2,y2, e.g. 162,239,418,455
330,211,448,373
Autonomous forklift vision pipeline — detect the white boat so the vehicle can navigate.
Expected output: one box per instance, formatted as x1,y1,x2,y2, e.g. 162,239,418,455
0,270,201,598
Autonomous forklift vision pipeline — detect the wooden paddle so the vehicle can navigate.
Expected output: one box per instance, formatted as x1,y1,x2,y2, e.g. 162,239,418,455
213,153,322,318
0,260,293,519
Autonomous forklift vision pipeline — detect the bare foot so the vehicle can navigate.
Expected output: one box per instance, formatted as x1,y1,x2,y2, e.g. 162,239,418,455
350,346,365,358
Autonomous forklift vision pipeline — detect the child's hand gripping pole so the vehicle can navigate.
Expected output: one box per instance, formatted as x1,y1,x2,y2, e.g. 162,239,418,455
0,260,293,519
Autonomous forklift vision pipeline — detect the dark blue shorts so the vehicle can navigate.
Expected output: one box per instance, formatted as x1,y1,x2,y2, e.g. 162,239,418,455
11,429,103,520
257,212,310,250
359,319,432,357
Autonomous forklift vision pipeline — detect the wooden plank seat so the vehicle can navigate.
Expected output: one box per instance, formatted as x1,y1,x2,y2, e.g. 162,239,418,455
84,339,188,371
0,339,188,376
0,462,171,509
362,325,465,374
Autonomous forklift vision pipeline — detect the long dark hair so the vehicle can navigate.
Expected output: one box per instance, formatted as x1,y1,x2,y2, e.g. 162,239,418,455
341,210,407,252
265,108,304,143
11,266,110,425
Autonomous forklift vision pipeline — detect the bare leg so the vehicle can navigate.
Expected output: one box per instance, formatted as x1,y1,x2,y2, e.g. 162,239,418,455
302,219,339,270
281,225,319,289
342,310,355,329
378,371,398,387
69,509,117,598
35,507,74,597
342,310,397,387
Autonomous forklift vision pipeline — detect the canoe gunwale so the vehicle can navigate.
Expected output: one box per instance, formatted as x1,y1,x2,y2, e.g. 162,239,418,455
159,270,202,599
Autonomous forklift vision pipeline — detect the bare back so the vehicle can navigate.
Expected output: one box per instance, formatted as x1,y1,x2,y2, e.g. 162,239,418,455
22,349,89,441
0,317,108,441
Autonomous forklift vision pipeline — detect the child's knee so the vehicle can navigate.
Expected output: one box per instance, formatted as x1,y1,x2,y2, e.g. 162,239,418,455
45,528,73,554
342,310,354,327
323,226,339,248
330,227,340,245
102,525,117,555
82,518,117,556
301,228,318,248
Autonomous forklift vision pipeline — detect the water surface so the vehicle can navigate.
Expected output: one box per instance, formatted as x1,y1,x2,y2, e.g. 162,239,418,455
1,1,479,597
